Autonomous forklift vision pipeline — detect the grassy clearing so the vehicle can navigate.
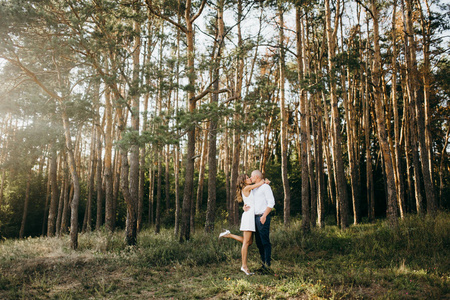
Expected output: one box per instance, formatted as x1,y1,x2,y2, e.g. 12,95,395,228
0,213,449,299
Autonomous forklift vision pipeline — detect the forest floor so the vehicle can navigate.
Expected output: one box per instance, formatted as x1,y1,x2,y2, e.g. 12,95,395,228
1,213,449,299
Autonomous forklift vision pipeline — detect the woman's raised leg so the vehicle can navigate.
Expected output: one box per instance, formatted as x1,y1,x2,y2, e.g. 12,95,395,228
223,233,244,243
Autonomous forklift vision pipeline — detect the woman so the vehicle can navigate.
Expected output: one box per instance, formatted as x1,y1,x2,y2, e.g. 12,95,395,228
219,174,270,275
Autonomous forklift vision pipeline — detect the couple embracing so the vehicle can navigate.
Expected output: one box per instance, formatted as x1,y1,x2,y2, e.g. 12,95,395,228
219,170,275,275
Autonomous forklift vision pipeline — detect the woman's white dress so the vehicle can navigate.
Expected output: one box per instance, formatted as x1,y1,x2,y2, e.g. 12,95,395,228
240,190,256,232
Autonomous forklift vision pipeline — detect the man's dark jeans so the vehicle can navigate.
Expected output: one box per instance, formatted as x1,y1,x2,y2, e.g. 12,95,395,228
255,214,271,267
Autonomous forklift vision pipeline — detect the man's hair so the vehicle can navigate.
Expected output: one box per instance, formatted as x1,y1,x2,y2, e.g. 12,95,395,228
251,170,263,179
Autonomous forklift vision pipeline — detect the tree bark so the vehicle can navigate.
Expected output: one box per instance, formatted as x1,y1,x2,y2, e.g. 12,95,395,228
279,3,291,227
83,117,96,232
95,116,103,230
196,126,208,214
372,0,398,228
389,0,406,218
205,0,224,233
47,145,59,236
19,168,32,239
325,0,348,229
297,6,310,233
404,0,436,215
104,83,114,232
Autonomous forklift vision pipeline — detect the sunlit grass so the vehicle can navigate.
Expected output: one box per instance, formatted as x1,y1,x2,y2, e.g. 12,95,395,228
0,213,449,299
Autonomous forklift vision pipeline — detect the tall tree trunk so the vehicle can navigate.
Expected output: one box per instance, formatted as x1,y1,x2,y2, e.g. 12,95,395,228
148,145,155,226
47,145,59,236
315,93,325,228
112,141,120,230
165,145,170,212
341,19,361,224
372,0,398,228
83,118,96,232
56,162,65,238
279,3,291,227
42,157,51,235
19,168,32,239
179,0,207,242
196,126,208,214
60,159,70,235
325,0,348,229
205,0,224,233
104,84,114,232
174,6,182,236
224,118,231,220
404,0,436,215
95,119,103,230
402,0,423,215
418,0,434,185
297,6,310,233
390,0,406,218
155,24,163,234
124,2,141,244
155,151,162,233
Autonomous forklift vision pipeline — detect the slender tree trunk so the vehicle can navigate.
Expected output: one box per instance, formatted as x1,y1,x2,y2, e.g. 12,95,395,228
56,163,64,238
224,118,231,220
196,126,208,214
165,145,170,212
315,93,325,228
148,144,155,226
205,0,224,233
60,162,70,235
340,20,361,224
325,0,348,229
372,0,398,228
361,21,375,221
83,118,96,232
155,151,162,233
390,0,406,218
404,0,436,215
402,0,423,215
19,168,32,239
174,7,181,236
279,3,291,227
112,142,120,230
179,0,208,242
42,157,51,235
297,6,310,233
418,0,434,184
124,2,141,244
47,145,59,236
104,84,114,232
95,121,103,230
321,89,337,222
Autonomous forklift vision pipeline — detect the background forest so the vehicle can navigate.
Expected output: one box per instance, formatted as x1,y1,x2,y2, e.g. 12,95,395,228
0,0,449,249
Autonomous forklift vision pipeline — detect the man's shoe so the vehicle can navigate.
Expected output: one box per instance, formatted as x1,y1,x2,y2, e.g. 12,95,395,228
255,266,267,274
255,266,273,275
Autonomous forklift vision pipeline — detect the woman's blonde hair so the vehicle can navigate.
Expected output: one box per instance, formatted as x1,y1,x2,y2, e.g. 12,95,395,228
235,174,249,203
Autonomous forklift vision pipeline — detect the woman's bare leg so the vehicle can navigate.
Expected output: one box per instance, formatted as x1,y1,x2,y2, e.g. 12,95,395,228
223,233,244,243
241,231,253,271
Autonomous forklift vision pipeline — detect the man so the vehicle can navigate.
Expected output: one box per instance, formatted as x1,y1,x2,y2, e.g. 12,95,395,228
250,170,275,273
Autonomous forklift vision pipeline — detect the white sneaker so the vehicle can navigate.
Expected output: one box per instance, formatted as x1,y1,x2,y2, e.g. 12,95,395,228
219,229,230,238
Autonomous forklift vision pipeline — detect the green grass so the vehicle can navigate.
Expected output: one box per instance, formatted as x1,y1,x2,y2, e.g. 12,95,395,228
0,213,449,299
